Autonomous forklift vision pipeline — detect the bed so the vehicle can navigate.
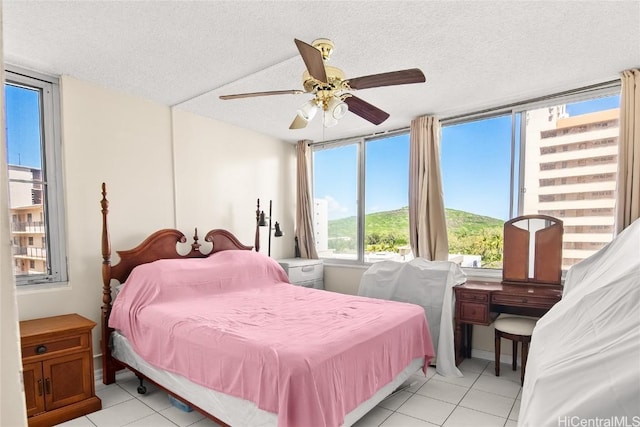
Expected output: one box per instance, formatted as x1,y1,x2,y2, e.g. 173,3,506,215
99,184,435,427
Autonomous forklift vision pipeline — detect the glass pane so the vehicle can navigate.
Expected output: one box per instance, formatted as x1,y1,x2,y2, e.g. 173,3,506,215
364,134,411,262
441,115,513,269
522,95,620,269
5,83,50,278
313,144,359,260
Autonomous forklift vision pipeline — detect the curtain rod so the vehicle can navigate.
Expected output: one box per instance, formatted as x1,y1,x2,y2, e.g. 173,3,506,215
441,79,620,125
309,78,621,146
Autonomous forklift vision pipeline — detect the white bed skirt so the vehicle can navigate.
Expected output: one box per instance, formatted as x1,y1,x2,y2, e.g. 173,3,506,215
112,331,424,426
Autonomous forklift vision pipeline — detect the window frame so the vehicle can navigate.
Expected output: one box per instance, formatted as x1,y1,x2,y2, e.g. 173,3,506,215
311,81,621,273
5,65,68,286
311,129,410,265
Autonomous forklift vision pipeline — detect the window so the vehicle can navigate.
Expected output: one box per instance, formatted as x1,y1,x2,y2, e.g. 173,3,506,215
441,88,620,271
5,67,67,285
312,133,411,263
312,83,620,272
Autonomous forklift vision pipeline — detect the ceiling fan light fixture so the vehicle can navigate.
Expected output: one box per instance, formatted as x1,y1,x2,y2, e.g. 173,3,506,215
323,110,339,128
327,96,348,120
297,99,318,121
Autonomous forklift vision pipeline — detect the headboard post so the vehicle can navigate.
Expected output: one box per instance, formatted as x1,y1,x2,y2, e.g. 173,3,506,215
101,183,112,310
99,184,256,384
100,182,117,383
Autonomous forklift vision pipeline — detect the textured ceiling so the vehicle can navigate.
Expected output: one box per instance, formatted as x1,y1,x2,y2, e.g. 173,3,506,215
3,1,640,144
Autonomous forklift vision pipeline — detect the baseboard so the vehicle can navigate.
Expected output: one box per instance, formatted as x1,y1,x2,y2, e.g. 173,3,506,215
94,354,103,384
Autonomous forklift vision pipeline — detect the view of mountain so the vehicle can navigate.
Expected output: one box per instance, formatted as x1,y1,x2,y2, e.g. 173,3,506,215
328,207,504,264
329,206,503,237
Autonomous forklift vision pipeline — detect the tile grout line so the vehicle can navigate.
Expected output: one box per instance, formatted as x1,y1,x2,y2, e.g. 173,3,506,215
438,364,488,427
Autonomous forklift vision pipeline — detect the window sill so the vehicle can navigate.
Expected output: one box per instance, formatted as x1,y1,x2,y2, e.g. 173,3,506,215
321,261,370,270
16,281,71,295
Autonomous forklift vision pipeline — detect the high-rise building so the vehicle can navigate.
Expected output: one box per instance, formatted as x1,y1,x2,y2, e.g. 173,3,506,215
313,198,329,255
8,165,47,276
523,107,619,269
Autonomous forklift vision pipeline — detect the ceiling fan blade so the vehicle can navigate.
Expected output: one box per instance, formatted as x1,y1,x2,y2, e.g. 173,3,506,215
344,95,390,125
347,68,426,90
294,39,328,83
289,114,308,130
219,90,304,100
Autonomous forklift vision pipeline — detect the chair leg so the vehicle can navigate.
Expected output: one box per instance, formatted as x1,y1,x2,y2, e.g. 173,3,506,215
521,339,530,385
512,340,518,371
494,331,501,376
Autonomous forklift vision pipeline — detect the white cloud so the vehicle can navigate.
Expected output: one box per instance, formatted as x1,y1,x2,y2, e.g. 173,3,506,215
323,195,349,215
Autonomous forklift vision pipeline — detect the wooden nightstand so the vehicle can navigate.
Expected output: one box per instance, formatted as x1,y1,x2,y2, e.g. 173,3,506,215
20,313,102,427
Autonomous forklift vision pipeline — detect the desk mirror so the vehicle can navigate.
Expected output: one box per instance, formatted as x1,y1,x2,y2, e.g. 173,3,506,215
502,215,563,285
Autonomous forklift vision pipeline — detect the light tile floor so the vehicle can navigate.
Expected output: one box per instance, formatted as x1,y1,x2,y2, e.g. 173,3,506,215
57,358,521,427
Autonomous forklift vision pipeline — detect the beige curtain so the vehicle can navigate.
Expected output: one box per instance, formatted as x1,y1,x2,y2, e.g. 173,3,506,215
616,68,640,234
409,116,449,260
295,140,319,259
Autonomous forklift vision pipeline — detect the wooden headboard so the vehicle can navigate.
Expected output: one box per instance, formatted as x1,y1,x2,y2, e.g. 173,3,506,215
99,182,258,383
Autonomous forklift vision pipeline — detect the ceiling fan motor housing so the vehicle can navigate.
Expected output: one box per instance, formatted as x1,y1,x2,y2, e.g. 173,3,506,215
311,38,335,61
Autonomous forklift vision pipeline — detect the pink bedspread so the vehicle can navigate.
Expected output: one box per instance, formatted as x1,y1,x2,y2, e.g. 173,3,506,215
109,251,434,427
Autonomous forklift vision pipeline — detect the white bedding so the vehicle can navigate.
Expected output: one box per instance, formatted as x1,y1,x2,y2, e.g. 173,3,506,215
358,258,466,377
519,218,640,426
112,331,424,427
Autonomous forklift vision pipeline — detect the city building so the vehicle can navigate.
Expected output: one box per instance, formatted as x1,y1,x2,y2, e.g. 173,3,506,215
523,107,619,269
8,165,47,276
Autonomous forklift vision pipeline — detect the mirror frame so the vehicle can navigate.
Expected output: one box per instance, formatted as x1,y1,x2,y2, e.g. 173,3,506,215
503,214,563,285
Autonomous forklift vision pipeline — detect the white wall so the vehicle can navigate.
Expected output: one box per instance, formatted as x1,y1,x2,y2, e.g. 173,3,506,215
0,3,29,422
171,109,296,259
14,76,295,361
17,76,176,332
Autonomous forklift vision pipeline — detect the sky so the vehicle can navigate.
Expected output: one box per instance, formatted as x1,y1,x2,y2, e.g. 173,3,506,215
314,94,621,221
5,83,43,169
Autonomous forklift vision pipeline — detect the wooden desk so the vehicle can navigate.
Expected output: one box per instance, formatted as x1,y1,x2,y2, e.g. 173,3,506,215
454,280,562,365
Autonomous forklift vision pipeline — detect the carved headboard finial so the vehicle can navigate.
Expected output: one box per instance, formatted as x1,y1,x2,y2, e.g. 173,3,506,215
192,227,201,252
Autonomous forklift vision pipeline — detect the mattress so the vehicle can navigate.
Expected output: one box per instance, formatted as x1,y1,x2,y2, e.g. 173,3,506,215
112,331,424,427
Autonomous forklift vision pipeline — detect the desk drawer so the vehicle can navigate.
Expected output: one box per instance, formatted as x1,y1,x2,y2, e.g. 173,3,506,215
459,302,490,324
457,290,489,303
492,293,559,309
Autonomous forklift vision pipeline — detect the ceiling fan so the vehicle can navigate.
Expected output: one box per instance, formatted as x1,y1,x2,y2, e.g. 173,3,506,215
219,38,426,129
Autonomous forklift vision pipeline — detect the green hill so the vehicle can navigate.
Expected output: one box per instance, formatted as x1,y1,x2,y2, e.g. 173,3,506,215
327,207,504,264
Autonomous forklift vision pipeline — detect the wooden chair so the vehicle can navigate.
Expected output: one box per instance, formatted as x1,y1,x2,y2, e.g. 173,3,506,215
494,314,538,385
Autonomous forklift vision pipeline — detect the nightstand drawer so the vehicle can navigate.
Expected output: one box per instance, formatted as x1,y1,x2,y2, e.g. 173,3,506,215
278,259,323,281
295,278,324,289
287,264,323,283
278,258,324,289
22,334,88,359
